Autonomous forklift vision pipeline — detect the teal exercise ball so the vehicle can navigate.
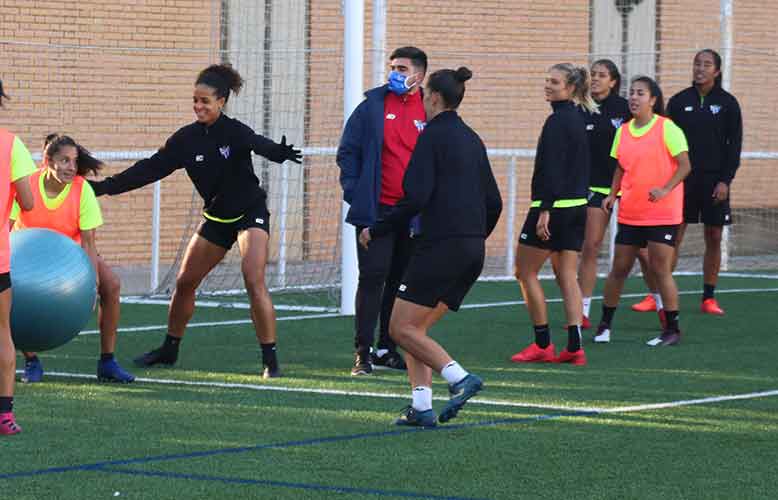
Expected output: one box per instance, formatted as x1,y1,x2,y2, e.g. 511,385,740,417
10,228,97,352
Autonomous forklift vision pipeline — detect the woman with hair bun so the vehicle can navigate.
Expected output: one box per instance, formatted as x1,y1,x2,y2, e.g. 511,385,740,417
90,64,301,379
360,66,502,427
511,63,594,366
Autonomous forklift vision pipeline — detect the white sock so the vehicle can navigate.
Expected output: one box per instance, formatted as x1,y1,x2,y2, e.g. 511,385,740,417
582,297,592,317
412,386,432,411
441,361,468,385
652,293,664,310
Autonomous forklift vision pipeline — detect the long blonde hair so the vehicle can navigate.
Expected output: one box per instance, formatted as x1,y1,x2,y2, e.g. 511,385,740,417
551,63,599,114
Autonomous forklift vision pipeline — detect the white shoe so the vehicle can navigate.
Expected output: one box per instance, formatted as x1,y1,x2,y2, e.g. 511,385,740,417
593,327,611,343
645,336,663,347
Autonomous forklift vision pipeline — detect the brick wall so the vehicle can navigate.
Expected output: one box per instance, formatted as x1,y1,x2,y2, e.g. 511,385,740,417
2,0,775,291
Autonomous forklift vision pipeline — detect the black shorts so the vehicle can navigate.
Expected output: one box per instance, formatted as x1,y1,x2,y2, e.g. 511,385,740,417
519,206,587,252
0,272,10,293
398,237,484,312
587,190,608,209
615,223,680,248
683,176,732,226
197,200,271,250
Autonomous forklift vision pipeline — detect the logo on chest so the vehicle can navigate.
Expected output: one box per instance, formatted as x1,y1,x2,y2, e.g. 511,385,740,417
709,104,721,115
195,155,204,162
219,145,230,159
414,119,426,132
610,118,624,129
386,113,396,120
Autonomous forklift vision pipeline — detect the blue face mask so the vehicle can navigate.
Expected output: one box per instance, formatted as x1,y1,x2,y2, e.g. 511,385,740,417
388,71,415,95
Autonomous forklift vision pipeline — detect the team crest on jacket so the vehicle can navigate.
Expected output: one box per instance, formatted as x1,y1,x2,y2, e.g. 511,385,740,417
414,119,426,132
611,118,624,129
709,105,721,115
219,145,230,159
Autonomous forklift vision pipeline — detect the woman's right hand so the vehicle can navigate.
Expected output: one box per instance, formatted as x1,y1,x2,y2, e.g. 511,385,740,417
601,195,616,213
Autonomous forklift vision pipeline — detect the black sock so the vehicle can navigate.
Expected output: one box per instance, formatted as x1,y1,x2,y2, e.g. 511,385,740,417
100,353,114,362
24,354,39,363
567,325,582,352
0,396,12,414
664,310,679,332
703,283,715,300
600,305,617,327
261,343,278,370
534,324,551,349
162,335,181,354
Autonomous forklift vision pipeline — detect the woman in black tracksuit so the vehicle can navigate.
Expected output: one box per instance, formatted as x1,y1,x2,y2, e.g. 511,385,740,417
360,67,502,427
511,63,595,366
577,59,631,329
90,64,301,378
667,49,743,316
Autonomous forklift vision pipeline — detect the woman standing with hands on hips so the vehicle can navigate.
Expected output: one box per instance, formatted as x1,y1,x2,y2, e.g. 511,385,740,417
90,64,301,379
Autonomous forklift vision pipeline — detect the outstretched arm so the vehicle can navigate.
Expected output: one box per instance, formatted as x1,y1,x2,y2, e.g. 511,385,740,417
90,146,180,197
250,134,302,164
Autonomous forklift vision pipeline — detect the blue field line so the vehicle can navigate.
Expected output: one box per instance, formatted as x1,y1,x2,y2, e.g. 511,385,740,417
97,467,493,500
0,410,592,481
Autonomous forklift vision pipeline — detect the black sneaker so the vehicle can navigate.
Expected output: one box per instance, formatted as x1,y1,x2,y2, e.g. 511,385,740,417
372,350,406,371
350,349,373,376
133,347,177,367
262,365,282,379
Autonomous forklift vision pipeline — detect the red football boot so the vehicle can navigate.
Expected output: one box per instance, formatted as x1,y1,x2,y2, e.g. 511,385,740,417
510,343,556,363
631,294,657,312
554,349,587,366
701,298,725,316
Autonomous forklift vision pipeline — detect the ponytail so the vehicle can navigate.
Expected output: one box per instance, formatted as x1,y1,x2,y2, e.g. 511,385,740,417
44,134,103,177
551,63,599,114
196,64,244,102
427,66,473,109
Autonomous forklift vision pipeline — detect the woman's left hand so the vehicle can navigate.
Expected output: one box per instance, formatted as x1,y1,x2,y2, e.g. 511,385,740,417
536,210,551,241
648,187,668,202
358,227,372,248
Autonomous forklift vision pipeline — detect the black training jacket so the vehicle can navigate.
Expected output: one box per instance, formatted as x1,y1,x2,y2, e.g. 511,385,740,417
580,93,630,189
371,110,502,241
531,100,590,209
91,114,282,220
667,85,742,185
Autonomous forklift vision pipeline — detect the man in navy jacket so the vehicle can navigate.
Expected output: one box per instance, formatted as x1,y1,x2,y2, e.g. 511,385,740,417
337,46,427,375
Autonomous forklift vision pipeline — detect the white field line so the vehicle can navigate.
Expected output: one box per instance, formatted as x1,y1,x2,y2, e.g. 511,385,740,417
459,287,778,310
83,287,778,335
79,313,341,335
601,389,778,413
16,370,778,416
121,297,336,313
121,274,778,311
